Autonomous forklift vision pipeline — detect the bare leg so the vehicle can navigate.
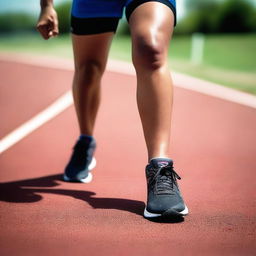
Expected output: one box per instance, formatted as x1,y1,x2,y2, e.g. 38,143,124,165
129,2,175,161
72,33,114,135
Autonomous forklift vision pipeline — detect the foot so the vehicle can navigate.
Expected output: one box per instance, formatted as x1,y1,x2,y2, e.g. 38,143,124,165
63,136,96,183
144,158,188,219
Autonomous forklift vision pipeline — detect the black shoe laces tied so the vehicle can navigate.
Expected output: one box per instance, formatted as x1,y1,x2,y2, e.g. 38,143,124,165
150,165,181,195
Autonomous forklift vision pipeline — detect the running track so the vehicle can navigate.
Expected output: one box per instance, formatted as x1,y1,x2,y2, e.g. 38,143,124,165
0,55,255,255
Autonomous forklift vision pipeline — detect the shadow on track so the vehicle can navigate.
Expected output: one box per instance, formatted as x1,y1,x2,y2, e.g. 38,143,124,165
0,174,144,216
0,174,184,223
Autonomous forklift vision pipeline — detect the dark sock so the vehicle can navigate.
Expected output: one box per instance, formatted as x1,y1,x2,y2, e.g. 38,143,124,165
79,134,93,140
78,134,95,144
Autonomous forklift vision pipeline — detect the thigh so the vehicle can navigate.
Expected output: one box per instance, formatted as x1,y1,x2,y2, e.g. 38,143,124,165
126,0,177,25
72,33,114,70
128,1,175,44
70,0,126,67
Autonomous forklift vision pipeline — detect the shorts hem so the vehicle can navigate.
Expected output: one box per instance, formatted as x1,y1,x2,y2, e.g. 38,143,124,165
71,16,120,35
125,0,177,26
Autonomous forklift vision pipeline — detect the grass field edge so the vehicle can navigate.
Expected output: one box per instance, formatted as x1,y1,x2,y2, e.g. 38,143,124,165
1,52,256,109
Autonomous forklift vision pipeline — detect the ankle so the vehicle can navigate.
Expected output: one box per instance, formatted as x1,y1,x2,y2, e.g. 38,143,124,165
79,134,94,140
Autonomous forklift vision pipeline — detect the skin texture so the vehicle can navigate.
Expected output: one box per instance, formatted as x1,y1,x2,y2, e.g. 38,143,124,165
37,3,59,39
37,1,175,161
129,2,174,160
71,33,114,135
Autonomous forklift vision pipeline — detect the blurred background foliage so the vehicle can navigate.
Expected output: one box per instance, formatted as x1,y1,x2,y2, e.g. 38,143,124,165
55,1,71,33
0,0,255,34
0,12,35,33
175,0,256,34
0,0,255,94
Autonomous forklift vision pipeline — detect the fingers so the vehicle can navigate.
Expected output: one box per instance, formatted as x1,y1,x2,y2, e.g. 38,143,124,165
47,24,59,39
51,19,59,37
37,22,50,39
48,30,58,38
37,17,59,40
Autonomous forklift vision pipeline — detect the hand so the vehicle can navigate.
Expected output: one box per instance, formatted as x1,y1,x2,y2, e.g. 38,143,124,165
37,6,59,40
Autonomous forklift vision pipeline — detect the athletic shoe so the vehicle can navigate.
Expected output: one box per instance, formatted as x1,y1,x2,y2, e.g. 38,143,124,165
63,136,96,183
144,158,188,218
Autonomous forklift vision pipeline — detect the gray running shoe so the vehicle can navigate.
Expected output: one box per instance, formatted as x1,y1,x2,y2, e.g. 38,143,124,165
144,158,188,218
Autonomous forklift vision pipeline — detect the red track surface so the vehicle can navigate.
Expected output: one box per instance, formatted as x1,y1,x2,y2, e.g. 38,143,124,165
0,60,255,255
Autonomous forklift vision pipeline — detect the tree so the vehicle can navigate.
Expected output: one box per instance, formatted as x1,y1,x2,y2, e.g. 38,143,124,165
215,0,255,33
0,13,35,34
176,0,256,34
55,1,72,33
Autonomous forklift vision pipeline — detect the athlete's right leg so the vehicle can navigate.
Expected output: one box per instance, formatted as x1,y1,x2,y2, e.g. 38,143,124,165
63,33,114,182
72,33,114,136
64,0,124,182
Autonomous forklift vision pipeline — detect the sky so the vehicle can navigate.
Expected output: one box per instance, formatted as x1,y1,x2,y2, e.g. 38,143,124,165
0,0,65,15
0,0,186,18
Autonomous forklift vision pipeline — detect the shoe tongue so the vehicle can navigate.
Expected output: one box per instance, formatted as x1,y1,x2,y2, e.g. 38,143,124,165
150,158,173,168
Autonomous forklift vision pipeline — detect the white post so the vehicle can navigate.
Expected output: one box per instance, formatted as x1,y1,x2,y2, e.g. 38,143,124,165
191,33,205,65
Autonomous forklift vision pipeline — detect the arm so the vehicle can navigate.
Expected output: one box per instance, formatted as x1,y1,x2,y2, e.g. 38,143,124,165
37,0,59,40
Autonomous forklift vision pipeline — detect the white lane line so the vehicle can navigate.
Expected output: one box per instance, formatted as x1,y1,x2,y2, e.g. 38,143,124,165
0,91,73,154
0,53,256,154
108,59,256,109
172,72,256,109
1,52,255,108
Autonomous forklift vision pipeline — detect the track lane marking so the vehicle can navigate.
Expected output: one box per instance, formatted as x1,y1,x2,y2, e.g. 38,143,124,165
0,53,256,154
1,52,255,108
0,91,73,154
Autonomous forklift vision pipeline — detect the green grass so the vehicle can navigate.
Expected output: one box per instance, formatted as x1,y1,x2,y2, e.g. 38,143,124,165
203,34,256,72
169,34,256,72
0,32,255,94
0,33,73,58
168,34,256,93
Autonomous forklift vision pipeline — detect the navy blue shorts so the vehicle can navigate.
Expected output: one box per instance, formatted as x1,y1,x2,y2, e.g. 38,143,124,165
71,0,177,35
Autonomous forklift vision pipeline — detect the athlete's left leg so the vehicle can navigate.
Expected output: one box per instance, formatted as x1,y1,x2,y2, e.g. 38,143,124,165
128,2,188,218
128,2,175,161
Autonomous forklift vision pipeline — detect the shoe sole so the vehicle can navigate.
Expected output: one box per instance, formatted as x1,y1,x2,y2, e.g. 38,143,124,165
63,157,96,183
144,205,189,218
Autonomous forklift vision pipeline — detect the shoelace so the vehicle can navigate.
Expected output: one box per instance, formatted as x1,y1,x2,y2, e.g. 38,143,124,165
149,165,181,194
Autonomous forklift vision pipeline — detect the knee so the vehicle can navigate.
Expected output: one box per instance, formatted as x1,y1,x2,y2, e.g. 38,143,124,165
74,59,105,85
132,32,166,70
